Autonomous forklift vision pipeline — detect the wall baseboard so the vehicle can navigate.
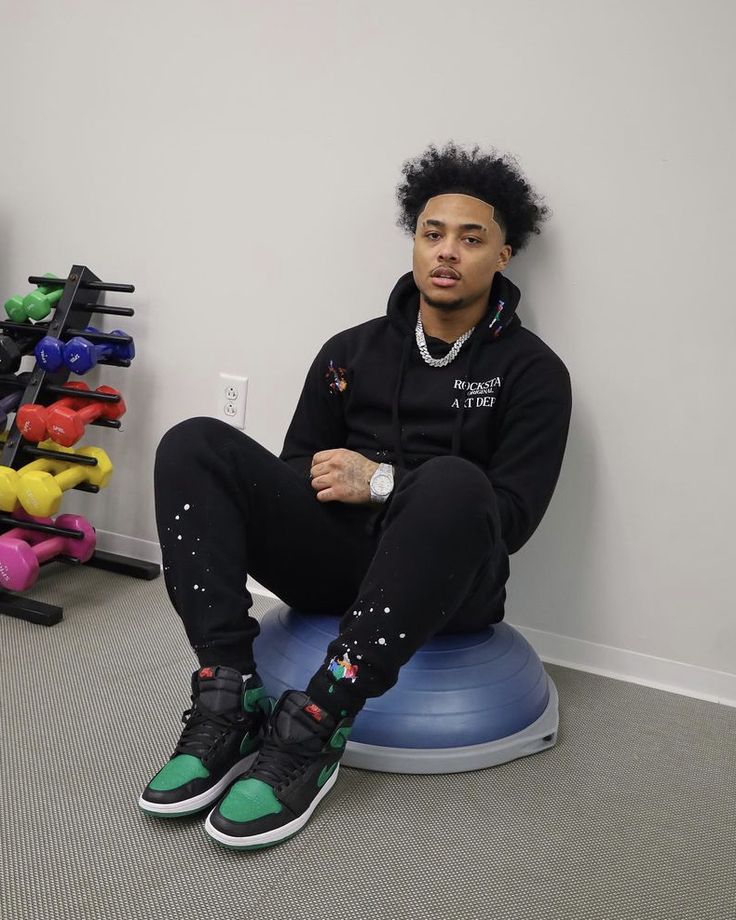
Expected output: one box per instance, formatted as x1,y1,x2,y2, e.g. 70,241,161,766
99,531,735,710
96,529,163,564
511,622,735,710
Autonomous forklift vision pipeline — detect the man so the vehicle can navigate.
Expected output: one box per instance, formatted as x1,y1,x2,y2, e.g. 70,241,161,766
139,141,572,850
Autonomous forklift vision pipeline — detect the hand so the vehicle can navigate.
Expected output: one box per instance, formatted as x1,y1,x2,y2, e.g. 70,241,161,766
310,448,380,504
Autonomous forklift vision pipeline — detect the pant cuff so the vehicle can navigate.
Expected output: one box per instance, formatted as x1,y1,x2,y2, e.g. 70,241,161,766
305,671,366,720
195,643,255,675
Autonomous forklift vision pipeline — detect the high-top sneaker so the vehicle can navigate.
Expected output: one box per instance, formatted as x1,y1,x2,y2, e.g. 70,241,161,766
139,666,271,818
204,690,354,849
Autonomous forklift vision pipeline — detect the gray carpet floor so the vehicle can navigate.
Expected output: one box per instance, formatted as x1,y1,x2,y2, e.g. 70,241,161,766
1,564,734,920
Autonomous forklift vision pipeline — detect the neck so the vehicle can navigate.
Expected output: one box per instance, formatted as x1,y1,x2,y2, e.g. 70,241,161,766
418,293,490,343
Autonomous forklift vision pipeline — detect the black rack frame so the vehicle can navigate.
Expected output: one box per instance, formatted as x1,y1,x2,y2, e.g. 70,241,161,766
0,265,160,627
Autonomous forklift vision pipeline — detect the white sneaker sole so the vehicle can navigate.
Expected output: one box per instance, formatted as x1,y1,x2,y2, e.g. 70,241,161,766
203,764,340,848
138,752,259,817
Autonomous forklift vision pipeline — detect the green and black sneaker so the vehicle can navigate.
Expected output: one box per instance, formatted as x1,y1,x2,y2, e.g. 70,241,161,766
204,689,353,849
139,666,272,818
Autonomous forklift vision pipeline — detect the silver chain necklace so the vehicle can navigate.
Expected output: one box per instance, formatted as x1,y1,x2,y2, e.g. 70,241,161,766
415,312,477,368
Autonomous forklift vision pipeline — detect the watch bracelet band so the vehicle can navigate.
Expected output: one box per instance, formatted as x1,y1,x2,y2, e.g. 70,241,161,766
370,462,394,503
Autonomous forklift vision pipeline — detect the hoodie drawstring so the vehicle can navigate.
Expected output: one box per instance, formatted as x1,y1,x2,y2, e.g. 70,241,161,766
449,325,486,457
365,334,412,537
391,334,413,469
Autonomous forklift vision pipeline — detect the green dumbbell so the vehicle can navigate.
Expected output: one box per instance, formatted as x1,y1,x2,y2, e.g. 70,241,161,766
22,273,64,320
4,273,63,322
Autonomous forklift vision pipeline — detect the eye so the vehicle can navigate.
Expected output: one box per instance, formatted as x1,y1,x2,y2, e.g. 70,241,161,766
425,232,440,240
465,237,481,245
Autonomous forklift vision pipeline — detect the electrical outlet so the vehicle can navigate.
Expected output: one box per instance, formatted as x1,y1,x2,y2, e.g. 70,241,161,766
218,373,248,429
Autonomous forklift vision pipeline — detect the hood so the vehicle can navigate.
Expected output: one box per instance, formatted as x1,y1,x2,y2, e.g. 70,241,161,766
385,270,522,468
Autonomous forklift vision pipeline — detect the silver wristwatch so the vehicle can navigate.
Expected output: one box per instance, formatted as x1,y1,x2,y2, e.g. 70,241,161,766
369,463,394,503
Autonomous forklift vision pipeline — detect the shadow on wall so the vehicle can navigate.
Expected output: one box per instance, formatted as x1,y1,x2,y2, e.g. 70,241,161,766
0,218,11,298
502,257,598,637
505,398,598,635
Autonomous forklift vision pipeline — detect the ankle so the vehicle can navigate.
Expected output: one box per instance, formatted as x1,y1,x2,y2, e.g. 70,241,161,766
196,645,255,675
304,676,363,722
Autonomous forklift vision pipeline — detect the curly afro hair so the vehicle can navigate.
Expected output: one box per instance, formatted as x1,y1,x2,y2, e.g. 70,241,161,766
395,141,551,257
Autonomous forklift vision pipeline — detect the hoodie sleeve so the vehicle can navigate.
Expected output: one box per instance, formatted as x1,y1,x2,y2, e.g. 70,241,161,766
278,341,349,478
489,363,572,555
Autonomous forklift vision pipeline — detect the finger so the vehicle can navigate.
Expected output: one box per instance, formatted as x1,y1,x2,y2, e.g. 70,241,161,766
311,459,336,480
312,449,336,465
315,487,335,502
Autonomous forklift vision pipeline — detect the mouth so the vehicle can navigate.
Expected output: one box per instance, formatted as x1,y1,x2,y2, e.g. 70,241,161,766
431,268,460,287
431,276,459,287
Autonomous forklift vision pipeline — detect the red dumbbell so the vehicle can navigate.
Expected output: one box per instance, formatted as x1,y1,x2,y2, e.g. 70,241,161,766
0,513,96,592
45,385,127,447
16,382,91,442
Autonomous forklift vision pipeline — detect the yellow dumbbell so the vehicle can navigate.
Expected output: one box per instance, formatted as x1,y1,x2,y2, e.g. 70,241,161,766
0,440,76,512
16,446,114,517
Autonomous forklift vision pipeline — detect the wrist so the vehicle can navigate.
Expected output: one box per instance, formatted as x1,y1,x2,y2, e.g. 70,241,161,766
369,462,394,503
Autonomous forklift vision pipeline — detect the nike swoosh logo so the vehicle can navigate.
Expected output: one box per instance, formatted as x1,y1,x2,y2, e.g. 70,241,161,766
240,732,257,755
330,727,351,751
317,762,338,788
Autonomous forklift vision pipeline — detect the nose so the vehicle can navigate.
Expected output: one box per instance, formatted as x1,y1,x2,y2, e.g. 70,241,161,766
438,239,460,262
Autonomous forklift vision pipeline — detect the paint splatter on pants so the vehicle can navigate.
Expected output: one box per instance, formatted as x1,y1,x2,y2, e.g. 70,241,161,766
154,418,509,718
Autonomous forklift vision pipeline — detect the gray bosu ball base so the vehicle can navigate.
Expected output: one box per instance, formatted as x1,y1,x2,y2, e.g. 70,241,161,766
343,676,559,774
253,604,560,775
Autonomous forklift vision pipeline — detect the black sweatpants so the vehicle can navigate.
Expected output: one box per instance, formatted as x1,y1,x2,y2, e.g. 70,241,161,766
154,418,509,718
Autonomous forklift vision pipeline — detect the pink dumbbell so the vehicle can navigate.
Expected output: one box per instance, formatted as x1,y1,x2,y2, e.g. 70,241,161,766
1,509,56,543
0,513,96,592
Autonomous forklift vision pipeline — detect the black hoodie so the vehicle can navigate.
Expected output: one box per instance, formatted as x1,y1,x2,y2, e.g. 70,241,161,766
279,270,572,555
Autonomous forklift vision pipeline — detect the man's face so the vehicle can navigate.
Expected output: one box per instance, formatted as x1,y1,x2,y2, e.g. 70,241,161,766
412,193,512,312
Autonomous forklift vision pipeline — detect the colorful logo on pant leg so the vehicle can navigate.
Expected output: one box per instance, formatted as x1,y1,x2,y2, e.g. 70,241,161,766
327,652,359,683
325,360,348,394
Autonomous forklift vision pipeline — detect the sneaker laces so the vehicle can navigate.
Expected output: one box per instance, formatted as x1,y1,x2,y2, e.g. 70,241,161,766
249,732,314,789
174,699,249,760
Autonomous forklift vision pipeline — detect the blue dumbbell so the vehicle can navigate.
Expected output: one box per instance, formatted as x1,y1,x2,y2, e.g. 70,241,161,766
35,330,104,372
34,336,66,372
63,326,135,374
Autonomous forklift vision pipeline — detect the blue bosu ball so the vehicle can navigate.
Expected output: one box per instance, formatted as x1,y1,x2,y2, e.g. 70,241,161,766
253,603,559,774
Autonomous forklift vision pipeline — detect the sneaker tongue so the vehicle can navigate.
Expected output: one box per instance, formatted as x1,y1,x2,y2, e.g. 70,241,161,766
194,666,243,714
273,690,336,746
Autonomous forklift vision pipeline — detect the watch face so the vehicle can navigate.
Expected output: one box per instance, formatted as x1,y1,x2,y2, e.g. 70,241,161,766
373,476,392,496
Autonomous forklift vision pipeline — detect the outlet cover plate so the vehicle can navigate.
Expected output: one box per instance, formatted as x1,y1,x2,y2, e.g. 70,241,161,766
218,373,248,429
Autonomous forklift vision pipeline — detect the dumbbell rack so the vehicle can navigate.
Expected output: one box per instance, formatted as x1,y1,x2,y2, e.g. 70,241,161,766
0,265,160,627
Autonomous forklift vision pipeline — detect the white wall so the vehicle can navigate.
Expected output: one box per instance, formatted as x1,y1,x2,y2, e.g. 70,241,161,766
1,1,734,701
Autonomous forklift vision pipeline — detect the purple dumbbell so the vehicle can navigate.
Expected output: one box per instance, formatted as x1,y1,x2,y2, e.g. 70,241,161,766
63,326,135,374
0,388,24,431
0,513,96,592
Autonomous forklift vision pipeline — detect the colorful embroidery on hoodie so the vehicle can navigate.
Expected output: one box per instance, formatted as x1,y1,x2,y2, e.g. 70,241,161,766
327,652,359,682
489,300,505,338
326,360,348,393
